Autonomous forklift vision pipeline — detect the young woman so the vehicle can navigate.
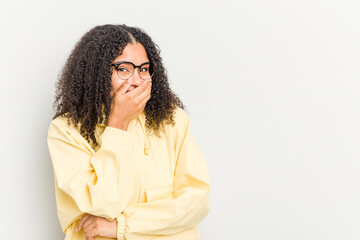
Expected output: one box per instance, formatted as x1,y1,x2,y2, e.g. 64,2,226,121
47,24,211,240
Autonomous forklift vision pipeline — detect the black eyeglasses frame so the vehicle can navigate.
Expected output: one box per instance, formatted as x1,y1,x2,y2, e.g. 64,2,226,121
111,61,154,80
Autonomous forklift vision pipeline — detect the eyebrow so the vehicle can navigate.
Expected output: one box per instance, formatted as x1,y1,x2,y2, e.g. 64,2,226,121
112,60,150,65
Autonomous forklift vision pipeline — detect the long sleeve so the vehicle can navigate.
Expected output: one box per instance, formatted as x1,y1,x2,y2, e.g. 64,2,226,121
47,118,136,220
116,113,211,239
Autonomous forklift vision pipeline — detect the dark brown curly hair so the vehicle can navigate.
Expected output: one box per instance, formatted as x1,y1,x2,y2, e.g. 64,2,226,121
52,24,186,147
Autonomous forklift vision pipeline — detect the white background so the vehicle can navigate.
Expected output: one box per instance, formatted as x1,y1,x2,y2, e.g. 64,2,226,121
0,0,359,239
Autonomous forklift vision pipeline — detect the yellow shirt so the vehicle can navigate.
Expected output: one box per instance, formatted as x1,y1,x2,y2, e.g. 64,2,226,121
47,106,211,240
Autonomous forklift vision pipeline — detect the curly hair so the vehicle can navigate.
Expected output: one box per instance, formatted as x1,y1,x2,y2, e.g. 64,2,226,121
52,24,185,147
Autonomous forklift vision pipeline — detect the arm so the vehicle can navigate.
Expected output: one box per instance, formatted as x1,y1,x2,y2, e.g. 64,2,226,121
115,113,211,239
47,118,136,219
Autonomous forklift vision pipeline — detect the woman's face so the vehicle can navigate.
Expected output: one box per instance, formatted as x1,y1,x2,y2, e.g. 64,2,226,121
110,42,151,97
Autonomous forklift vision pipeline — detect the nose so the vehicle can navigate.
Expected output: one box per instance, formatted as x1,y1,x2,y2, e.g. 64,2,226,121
126,68,144,86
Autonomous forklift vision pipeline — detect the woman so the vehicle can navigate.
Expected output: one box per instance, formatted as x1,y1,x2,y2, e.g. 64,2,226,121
47,24,211,240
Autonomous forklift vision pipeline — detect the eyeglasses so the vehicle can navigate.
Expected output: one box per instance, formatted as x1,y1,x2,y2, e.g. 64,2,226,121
111,61,153,80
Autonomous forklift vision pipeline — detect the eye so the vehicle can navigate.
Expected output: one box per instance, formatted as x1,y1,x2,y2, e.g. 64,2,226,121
140,67,149,72
118,67,129,72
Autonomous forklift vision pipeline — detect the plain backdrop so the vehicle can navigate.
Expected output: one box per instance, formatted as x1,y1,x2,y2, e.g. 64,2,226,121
0,0,360,239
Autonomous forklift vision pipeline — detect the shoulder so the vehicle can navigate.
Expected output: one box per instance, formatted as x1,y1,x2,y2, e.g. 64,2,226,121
49,115,75,129
172,106,190,126
47,115,81,138
47,115,95,152
160,106,190,139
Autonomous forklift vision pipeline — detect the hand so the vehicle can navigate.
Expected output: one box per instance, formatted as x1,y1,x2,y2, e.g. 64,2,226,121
76,214,117,240
108,79,152,130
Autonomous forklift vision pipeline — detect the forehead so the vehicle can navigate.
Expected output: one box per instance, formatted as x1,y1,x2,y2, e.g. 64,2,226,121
113,42,149,65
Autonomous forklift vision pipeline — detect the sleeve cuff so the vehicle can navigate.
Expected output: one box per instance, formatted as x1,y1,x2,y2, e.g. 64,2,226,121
116,213,127,239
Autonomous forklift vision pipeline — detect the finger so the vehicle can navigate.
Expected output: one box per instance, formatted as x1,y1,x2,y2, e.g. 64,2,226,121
86,227,100,240
83,216,96,232
136,80,152,103
141,91,151,108
77,214,91,232
114,81,132,96
134,79,151,99
127,79,150,98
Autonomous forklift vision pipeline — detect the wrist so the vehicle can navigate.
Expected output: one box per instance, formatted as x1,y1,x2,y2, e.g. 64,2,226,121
108,118,129,131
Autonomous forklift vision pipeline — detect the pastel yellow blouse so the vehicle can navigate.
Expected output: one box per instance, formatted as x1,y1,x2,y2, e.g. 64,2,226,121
47,106,211,239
